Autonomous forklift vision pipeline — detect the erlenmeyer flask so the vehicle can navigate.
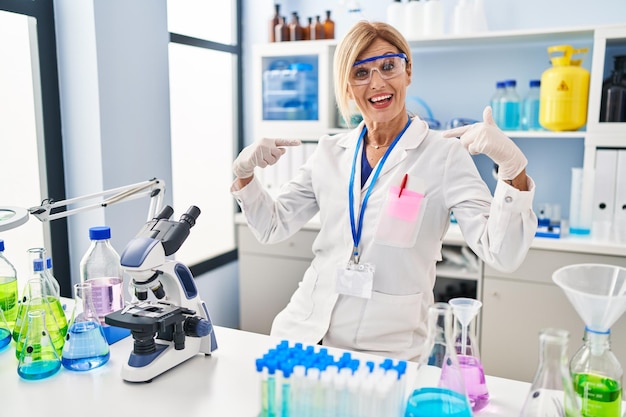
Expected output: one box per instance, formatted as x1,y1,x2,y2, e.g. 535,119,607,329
62,282,110,371
570,327,622,417
0,307,11,350
404,302,472,417
519,328,582,417
449,297,489,412
27,247,60,297
17,309,61,380
13,261,67,358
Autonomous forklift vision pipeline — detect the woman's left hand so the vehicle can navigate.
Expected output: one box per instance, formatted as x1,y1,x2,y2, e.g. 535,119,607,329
441,106,527,181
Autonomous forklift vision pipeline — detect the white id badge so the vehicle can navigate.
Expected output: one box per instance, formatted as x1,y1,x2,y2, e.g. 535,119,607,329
336,262,375,299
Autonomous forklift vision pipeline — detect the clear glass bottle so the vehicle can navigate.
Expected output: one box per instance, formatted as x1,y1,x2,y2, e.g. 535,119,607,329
490,81,506,127
449,297,489,412
405,303,472,417
79,226,125,323
62,282,110,371
323,10,335,40
17,309,61,380
0,239,18,333
520,328,582,417
501,79,521,130
570,327,622,417
522,79,542,130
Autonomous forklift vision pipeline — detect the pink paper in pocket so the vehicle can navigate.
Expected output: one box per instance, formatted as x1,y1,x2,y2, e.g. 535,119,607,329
387,186,424,222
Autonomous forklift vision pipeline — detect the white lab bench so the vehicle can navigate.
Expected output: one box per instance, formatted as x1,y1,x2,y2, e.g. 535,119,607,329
0,325,530,416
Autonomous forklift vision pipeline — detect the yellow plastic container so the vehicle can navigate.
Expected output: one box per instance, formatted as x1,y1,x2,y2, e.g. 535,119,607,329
539,45,590,131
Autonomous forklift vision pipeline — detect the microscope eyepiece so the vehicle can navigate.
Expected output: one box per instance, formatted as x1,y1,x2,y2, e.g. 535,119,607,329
179,205,201,228
154,205,174,220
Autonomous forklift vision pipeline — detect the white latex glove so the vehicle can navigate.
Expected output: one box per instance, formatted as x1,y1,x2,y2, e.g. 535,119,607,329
233,138,301,179
441,106,527,180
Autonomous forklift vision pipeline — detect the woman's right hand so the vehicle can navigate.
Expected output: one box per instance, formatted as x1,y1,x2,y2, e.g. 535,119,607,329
232,138,301,179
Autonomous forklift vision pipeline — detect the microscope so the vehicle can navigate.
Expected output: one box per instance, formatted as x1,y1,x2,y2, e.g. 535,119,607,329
105,205,218,382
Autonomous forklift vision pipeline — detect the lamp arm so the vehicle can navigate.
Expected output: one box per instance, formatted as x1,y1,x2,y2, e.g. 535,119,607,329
28,178,165,223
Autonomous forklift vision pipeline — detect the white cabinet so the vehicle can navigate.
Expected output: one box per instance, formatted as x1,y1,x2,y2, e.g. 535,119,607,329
237,223,316,335
482,248,626,383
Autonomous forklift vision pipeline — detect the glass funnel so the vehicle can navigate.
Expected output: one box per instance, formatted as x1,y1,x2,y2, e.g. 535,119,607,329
17,309,61,380
552,263,626,417
449,297,489,412
61,282,110,371
404,302,472,417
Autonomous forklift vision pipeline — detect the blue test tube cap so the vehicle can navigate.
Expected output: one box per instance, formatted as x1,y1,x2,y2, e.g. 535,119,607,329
366,361,375,373
380,358,394,371
255,358,265,372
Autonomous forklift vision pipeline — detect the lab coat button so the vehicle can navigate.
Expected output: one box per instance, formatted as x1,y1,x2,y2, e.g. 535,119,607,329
505,196,513,203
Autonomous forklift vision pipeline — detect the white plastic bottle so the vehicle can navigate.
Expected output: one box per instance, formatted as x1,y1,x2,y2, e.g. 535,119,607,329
423,0,444,37
79,226,128,343
386,0,405,34
452,0,473,35
405,0,424,40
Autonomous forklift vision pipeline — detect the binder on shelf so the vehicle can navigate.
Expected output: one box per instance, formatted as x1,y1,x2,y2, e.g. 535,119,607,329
614,150,626,243
591,149,618,240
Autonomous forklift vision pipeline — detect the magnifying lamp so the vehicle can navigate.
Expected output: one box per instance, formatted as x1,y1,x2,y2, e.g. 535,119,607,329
0,178,165,231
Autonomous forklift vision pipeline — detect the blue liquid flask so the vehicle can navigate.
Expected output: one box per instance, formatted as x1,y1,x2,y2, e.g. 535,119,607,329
62,282,110,371
405,303,472,417
17,309,61,380
490,81,506,127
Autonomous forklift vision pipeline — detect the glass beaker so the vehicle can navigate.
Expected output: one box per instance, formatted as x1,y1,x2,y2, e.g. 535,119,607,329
404,303,472,417
0,307,11,350
17,309,61,380
13,267,67,358
449,297,489,412
62,282,110,371
519,328,582,417
570,327,622,417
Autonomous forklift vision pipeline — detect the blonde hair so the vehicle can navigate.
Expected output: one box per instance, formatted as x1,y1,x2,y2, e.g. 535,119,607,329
333,21,412,127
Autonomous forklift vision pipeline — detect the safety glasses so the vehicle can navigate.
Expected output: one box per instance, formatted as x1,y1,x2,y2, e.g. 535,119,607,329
349,53,408,86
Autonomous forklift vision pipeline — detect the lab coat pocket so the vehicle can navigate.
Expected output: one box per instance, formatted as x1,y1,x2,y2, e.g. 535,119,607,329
355,291,422,351
285,266,318,321
374,187,428,248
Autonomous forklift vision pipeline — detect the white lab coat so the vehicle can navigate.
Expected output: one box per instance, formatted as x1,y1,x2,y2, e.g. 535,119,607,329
232,118,537,361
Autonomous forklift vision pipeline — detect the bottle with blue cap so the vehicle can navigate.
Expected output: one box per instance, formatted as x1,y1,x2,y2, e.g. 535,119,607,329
79,226,129,343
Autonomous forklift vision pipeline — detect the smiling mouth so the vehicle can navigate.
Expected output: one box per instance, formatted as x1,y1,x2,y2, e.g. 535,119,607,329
369,94,393,104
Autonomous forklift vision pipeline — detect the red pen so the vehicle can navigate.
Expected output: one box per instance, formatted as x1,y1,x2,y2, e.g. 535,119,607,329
398,173,408,198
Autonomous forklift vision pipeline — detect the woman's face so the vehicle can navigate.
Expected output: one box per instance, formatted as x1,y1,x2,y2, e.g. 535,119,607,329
347,38,411,125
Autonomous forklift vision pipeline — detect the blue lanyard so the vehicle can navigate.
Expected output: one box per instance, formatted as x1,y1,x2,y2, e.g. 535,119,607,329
349,118,411,262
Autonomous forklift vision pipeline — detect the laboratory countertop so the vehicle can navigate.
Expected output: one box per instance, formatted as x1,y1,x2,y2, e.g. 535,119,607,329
235,213,626,257
0,325,531,416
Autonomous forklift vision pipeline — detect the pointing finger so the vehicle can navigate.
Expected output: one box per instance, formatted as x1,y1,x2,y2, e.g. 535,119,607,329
483,106,495,126
441,124,473,138
275,138,302,147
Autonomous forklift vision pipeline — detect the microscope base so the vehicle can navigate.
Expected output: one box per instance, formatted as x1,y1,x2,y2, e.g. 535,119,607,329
121,337,205,382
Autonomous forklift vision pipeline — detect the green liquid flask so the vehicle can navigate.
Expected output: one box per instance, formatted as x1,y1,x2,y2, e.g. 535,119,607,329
570,327,622,417
520,328,582,417
13,260,68,358
61,282,110,371
0,239,18,333
17,309,61,380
